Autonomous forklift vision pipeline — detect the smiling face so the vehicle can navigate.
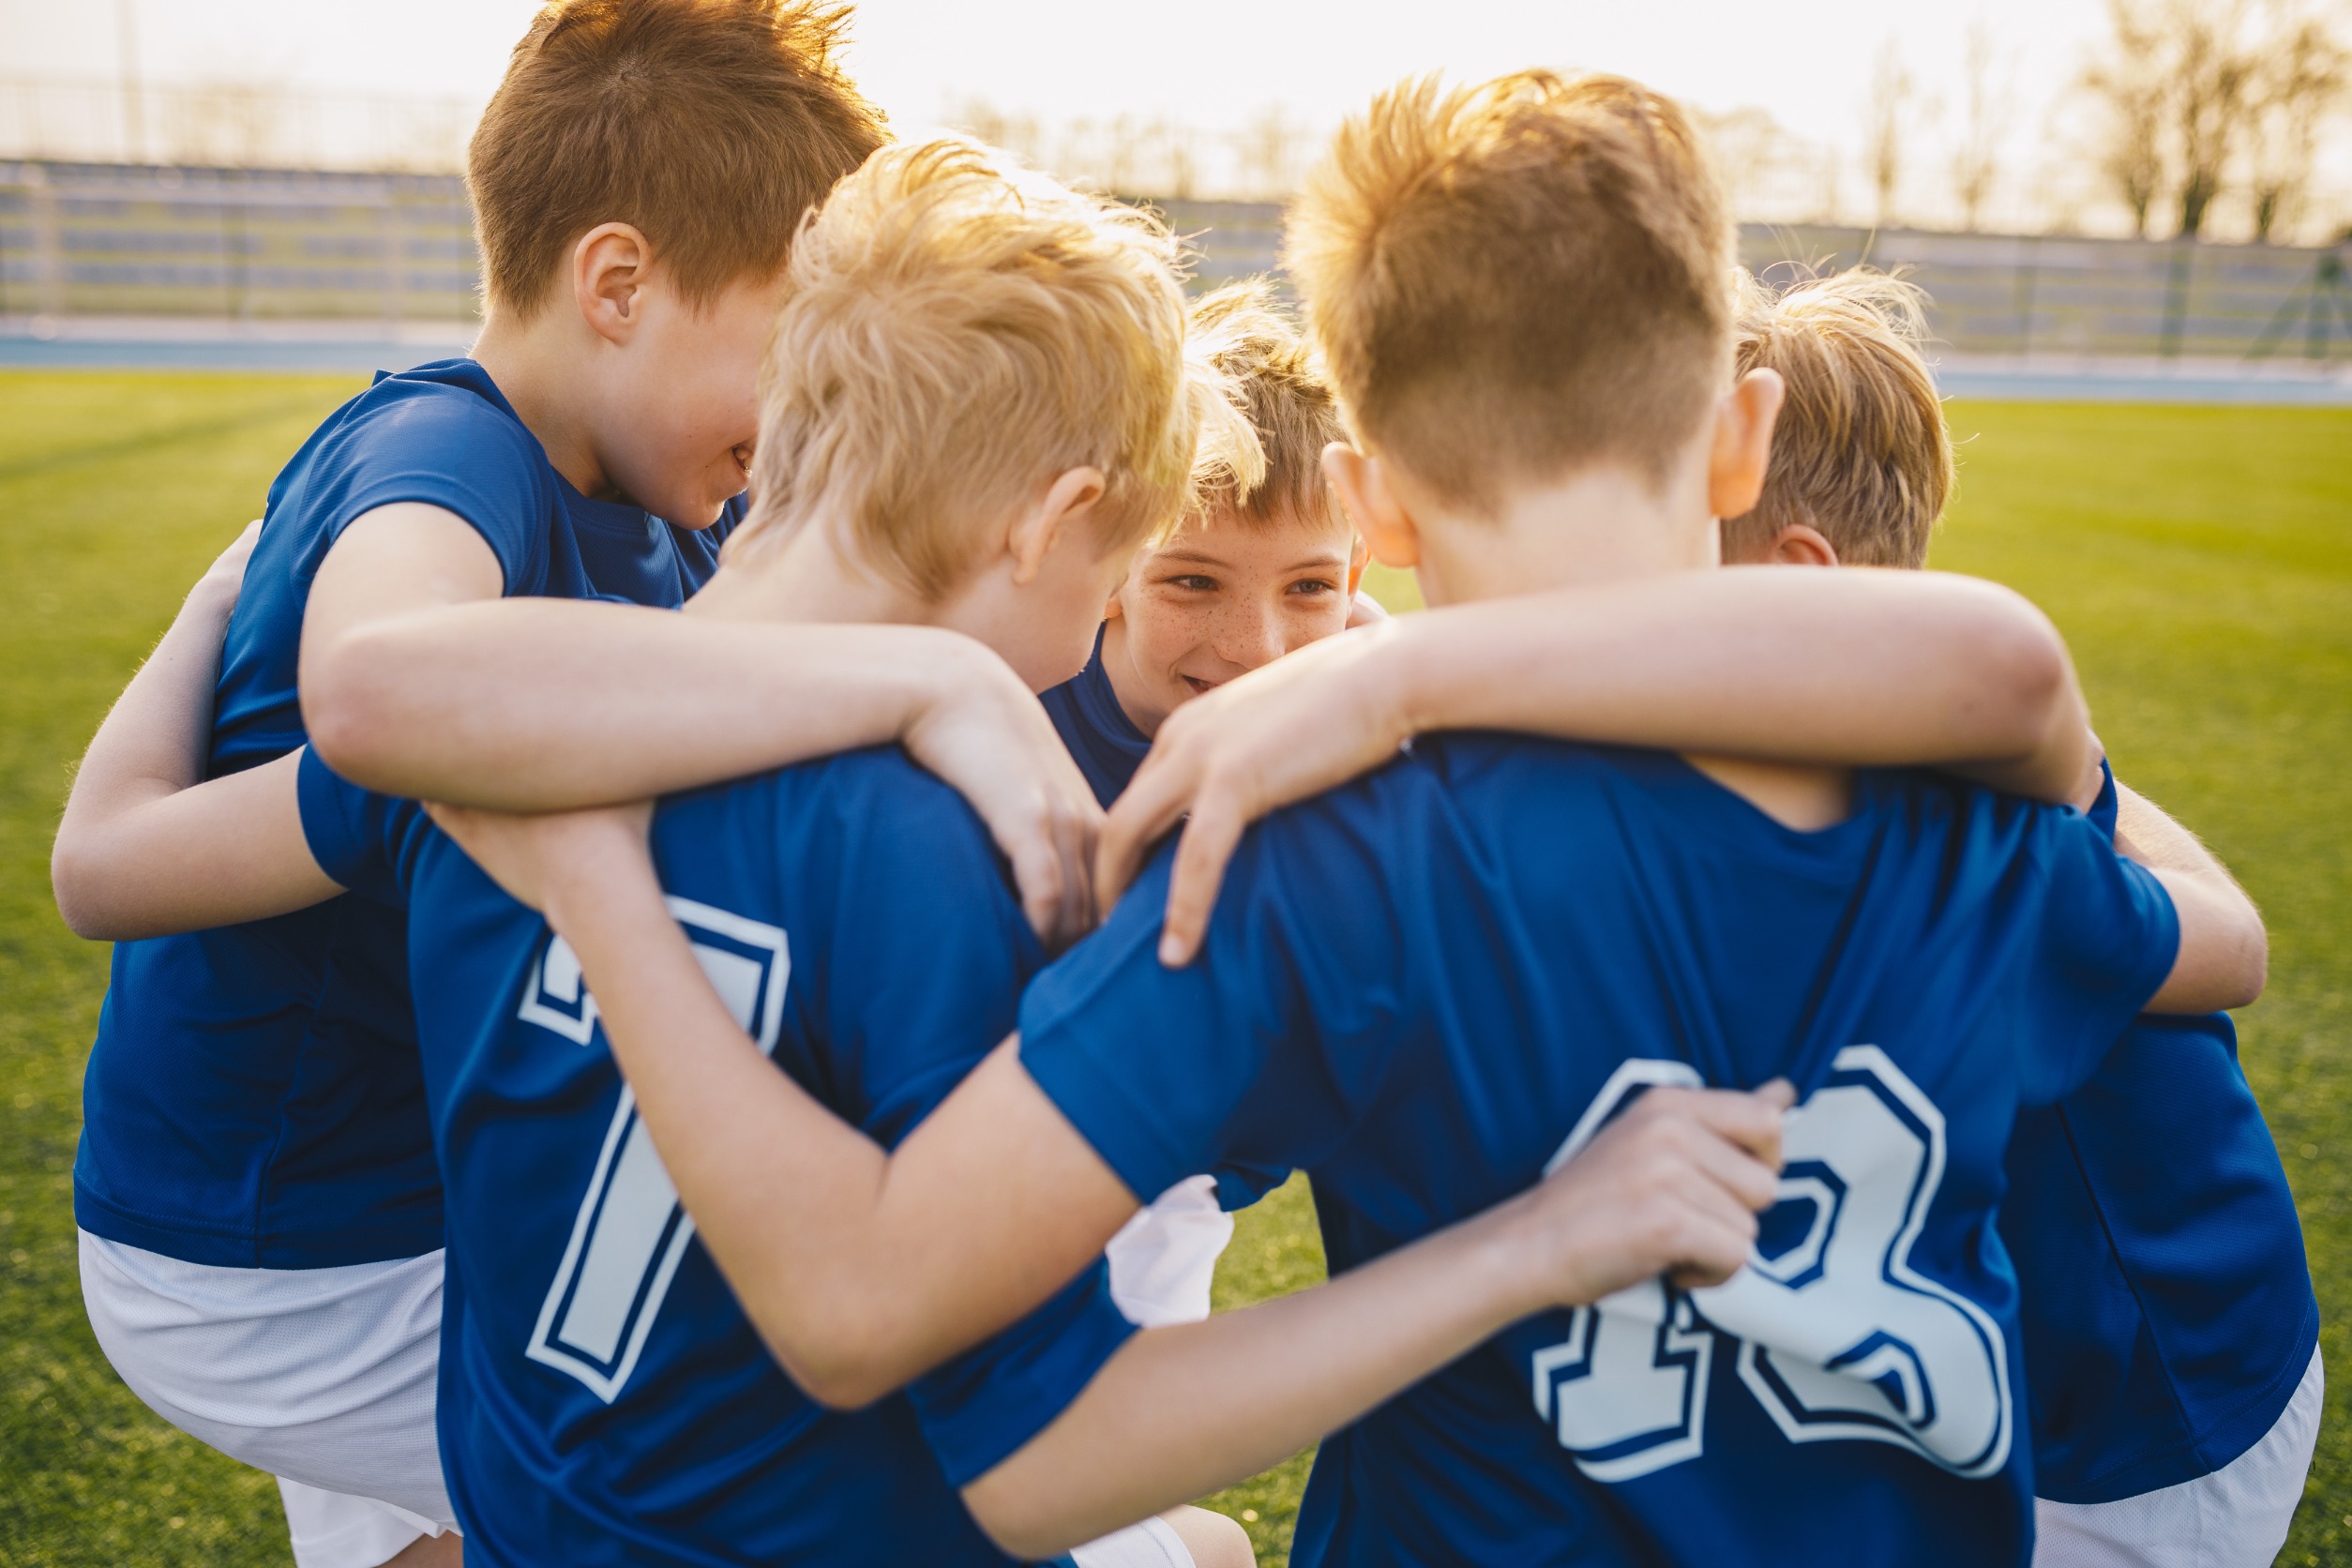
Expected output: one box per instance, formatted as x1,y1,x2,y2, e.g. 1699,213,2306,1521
589,267,789,529
1098,503,1365,737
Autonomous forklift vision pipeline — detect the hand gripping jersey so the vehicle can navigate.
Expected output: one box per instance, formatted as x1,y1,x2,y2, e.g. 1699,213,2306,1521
300,746,1134,1565
75,359,739,1268
2003,765,2315,1501
1018,738,2179,1568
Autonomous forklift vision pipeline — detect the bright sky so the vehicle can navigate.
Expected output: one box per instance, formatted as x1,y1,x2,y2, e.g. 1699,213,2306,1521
3,0,2114,161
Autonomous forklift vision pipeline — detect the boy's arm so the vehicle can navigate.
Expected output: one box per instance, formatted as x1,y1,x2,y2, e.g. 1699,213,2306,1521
2115,780,2267,1014
430,800,1787,1416
300,505,1102,942
53,524,341,940
1103,566,2089,963
961,1079,1788,1557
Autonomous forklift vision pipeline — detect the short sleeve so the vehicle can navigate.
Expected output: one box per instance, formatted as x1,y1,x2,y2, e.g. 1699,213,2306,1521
296,748,429,909
901,1259,1136,1485
1018,807,1407,1207
2020,807,2180,1099
794,755,1137,1479
325,382,553,594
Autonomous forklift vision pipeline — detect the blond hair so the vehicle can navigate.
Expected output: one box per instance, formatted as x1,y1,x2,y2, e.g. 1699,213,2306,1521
1726,268,1953,568
1183,280,1345,532
1287,71,1734,514
469,0,886,318
733,138,1259,598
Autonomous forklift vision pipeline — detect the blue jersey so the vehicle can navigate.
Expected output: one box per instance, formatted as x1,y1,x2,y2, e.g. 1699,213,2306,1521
1019,738,2179,1568
299,746,1133,1564
1040,627,1152,807
76,358,739,1268
1039,627,1288,1212
2003,766,2315,1502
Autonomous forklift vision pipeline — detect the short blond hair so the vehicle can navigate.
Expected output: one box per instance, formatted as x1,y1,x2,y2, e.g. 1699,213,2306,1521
1287,71,1734,513
1184,280,1344,532
1726,268,1954,568
734,138,1259,597
469,0,885,318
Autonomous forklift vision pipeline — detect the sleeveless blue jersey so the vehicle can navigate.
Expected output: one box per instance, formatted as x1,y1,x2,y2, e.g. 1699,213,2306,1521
300,746,1133,1563
2003,765,2315,1501
1019,737,2179,1567
76,358,739,1267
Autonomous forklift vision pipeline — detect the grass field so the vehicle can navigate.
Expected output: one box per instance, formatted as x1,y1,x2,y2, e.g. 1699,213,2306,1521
0,374,2345,1567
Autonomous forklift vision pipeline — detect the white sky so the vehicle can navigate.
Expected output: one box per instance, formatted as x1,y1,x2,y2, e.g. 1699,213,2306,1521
2,0,2112,159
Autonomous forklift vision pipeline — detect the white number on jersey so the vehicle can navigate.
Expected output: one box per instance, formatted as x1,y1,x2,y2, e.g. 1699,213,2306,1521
519,897,790,1404
1530,1048,2011,1482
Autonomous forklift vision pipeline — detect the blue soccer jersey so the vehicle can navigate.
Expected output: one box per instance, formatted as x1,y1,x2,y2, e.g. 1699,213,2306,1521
1018,737,2179,1567
2003,765,2315,1502
298,746,1134,1564
1040,627,1153,808
76,358,740,1268
1039,627,1289,1212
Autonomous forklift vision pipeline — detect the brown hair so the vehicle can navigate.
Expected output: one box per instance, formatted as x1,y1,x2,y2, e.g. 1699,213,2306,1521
1286,71,1734,514
1184,279,1345,532
731,138,1260,599
469,0,887,318
1725,268,1954,568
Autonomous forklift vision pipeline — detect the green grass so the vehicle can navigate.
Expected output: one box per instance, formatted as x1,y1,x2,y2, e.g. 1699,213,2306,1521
0,377,2345,1565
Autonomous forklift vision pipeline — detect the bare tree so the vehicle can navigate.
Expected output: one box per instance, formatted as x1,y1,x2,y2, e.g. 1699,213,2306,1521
2082,0,2174,235
1862,40,1915,227
2244,4,2351,240
1229,106,1307,201
2168,0,2260,235
1951,20,2018,230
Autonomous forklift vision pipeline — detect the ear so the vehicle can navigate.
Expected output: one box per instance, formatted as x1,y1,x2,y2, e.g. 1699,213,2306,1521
1708,368,1785,522
1766,522,1840,567
1322,443,1420,570
1008,466,1108,587
571,222,656,349
1345,529,1371,597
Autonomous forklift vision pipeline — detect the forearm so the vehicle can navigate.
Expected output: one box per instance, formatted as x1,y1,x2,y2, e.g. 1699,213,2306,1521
966,1206,1544,1556
549,857,1123,1405
53,753,338,940
305,599,985,809
2116,782,2267,1014
54,562,244,935
1386,567,2088,802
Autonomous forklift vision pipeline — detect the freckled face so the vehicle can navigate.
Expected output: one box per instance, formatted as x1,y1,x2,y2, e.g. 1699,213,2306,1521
1099,505,1361,738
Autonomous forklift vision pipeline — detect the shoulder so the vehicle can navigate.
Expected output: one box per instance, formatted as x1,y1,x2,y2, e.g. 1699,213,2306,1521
336,365,545,470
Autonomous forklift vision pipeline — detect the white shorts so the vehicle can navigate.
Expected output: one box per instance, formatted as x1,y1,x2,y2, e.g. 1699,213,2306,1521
1071,1515,1199,1568
2034,1347,2323,1568
1105,1174,1234,1329
79,1230,456,1567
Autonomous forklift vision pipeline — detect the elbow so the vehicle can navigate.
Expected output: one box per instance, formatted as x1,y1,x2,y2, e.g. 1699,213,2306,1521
51,832,125,942
299,628,407,791
759,1307,914,1412
1969,589,2075,757
2216,916,2269,1013
961,1460,1077,1562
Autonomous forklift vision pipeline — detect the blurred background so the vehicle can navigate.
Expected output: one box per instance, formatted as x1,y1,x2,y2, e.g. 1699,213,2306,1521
4,0,2351,391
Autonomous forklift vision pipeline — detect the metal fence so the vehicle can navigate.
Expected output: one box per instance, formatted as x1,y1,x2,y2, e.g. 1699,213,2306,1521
1,160,477,325
6,161,2348,365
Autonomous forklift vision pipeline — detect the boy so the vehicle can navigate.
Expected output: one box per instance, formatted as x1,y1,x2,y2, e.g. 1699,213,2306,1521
433,72,2268,1566
1044,281,1364,810
1721,268,2319,1568
233,135,1796,1565
1050,281,1358,1314
51,5,1114,1563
